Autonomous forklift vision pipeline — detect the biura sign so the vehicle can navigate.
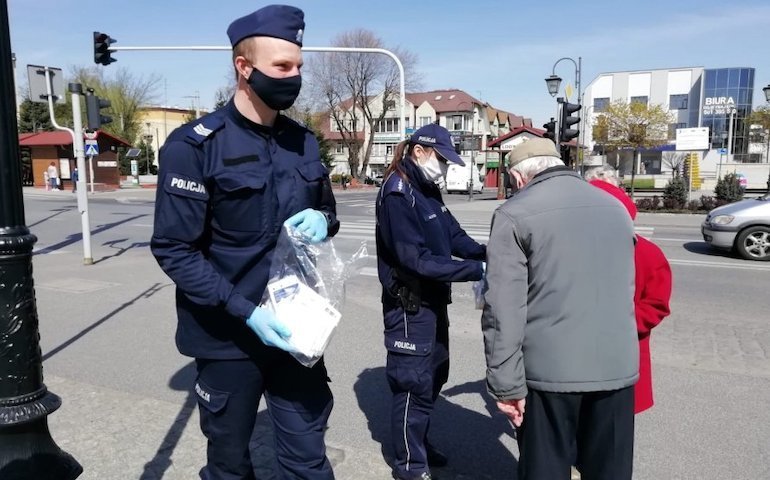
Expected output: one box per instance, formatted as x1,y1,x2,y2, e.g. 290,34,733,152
702,96,736,116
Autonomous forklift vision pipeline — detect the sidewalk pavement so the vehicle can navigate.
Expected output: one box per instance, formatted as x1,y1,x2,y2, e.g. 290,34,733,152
32,234,487,479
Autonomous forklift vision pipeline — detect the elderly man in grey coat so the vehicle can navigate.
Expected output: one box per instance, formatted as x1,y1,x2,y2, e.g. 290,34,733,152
482,138,639,480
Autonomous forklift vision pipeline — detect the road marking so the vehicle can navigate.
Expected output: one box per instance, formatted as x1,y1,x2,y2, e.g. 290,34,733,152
669,258,770,271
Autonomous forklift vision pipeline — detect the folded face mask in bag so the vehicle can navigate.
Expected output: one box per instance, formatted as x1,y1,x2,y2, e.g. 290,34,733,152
261,226,368,367
267,275,341,365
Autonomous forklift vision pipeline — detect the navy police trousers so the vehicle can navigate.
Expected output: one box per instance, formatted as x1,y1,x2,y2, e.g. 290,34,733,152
194,352,334,480
384,303,450,479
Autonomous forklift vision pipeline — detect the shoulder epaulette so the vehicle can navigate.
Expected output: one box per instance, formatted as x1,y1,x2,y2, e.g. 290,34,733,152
183,113,226,146
380,172,415,207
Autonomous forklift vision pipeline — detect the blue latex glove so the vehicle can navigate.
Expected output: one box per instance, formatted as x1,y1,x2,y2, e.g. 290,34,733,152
246,307,293,351
284,209,328,243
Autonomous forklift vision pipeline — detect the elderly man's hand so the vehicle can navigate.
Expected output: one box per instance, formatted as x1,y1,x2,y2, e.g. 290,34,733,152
497,398,526,427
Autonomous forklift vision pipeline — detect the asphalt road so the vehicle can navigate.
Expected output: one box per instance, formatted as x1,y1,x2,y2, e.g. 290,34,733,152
20,187,770,479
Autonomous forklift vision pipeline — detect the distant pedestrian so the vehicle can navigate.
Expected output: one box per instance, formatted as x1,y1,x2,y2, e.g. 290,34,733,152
586,167,672,414
43,170,50,191
483,138,638,480
72,167,79,192
47,162,59,190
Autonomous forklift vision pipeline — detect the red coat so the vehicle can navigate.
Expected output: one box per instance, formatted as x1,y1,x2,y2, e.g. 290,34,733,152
633,236,672,413
589,180,672,413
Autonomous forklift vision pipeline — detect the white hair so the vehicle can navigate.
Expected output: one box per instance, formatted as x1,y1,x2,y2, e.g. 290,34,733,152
510,155,564,182
584,164,619,186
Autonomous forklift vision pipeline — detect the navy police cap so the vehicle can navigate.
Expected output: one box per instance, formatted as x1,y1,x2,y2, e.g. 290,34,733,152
410,124,465,166
227,5,305,48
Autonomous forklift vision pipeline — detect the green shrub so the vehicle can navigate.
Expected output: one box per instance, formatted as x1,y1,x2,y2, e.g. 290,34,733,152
663,177,688,209
686,200,700,211
715,173,743,204
700,195,717,211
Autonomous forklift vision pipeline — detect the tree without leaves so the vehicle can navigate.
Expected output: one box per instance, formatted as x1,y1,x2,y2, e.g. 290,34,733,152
595,100,672,198
304,29,421,179
661,151,687,177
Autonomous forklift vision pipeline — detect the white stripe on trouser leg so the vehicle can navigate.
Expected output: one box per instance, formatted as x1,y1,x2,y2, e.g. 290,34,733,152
404,310,408,338
403,391,412,472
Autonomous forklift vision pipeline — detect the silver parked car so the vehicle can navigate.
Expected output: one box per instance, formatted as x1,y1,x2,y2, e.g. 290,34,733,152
701,195,770,261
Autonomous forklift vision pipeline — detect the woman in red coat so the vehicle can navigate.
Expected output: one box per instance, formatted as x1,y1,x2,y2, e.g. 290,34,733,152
588,176,672,413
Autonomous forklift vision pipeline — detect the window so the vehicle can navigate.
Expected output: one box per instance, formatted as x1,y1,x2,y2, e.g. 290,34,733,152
384,100,396,111
420,116,431,127
593,97,610,112
668,123,687,140
375,118,400,133
335,143,344,154
669,94,688,110
630,96,648,106
448,115,463,131
386,144,394,155
405,118,410,130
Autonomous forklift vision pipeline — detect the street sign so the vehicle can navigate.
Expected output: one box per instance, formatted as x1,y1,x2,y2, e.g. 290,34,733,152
27,64,66,105
84,131,98,140
85,141,99,156
676,127,709,151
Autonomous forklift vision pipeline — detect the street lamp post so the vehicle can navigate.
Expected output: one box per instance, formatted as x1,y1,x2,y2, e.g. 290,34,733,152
545,57,581,167
0,0,82,477
456,100,477,201
762,84,770,195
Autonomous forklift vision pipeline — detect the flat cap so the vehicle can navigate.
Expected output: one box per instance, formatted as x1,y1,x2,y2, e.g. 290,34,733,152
505,137,560,168
227,5,305,48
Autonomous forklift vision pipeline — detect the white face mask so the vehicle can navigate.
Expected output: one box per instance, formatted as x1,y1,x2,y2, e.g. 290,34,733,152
418,152,448,183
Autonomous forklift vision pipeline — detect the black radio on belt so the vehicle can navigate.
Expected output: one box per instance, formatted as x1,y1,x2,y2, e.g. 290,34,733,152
394,269,421,314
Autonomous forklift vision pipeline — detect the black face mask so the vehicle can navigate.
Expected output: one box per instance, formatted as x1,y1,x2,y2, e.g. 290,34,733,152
247,67,302,111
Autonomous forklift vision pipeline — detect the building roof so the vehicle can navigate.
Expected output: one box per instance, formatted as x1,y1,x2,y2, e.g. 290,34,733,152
19,130,132,148
487,126,577,148
487,126,546,147
406,89,482,113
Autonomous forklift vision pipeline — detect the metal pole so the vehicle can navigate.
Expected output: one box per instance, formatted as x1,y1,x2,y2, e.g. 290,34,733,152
727,109,735,162
0,0,82,476
469,107,474,202
45,72,93,264
109,44,407,143
69,86,93,264
88,155,95,193
766,129,770,195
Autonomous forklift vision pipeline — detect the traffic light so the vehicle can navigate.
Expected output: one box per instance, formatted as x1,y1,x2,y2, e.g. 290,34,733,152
85,92,112,130
559,101,581,143
543,118,557,143
93,31,117,66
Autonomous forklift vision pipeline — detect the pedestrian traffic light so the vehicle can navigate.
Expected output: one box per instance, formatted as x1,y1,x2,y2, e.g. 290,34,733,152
86,92,112,129
543,118,557,143
93,31,116,66
559,101,581,143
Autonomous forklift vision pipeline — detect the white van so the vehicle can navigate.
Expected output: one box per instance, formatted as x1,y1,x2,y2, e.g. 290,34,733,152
445,163,483,194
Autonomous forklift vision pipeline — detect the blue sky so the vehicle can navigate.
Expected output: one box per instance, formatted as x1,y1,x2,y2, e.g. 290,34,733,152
8,0,770,126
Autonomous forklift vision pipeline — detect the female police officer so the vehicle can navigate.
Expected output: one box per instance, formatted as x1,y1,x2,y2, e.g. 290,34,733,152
375,124,486,480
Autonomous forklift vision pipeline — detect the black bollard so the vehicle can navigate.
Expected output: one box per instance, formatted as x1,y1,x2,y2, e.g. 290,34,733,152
0,0,82,478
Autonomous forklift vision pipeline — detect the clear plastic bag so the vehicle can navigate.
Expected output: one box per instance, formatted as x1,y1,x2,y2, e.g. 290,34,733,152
260,225,368,367
472,279,486,310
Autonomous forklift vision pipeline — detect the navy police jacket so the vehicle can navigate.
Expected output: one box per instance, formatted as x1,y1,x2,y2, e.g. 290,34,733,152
151,100,339,360
376,158,485,308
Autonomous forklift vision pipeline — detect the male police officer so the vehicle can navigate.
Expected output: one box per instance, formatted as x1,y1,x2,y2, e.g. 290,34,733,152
151,5,339,479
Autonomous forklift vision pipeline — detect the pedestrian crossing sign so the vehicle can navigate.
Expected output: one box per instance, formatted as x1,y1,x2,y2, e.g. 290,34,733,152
85,143,99,156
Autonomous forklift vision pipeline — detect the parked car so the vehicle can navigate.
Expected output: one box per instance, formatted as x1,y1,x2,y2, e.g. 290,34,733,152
445,164,483,194
701,195,770,261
